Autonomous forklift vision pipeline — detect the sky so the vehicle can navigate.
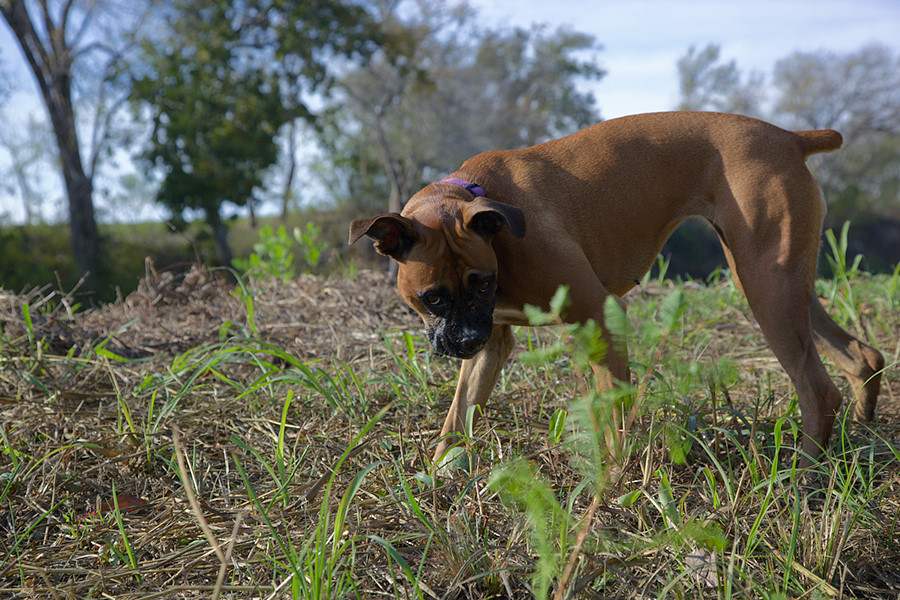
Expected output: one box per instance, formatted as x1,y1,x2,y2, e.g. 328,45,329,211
473,0,900,120
1,0,899,222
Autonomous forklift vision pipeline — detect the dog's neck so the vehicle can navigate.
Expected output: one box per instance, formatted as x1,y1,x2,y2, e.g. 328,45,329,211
441,177,486,198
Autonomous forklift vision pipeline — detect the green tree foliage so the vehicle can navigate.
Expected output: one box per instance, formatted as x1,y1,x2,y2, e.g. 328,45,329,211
318,0,605,214
130,0,377,266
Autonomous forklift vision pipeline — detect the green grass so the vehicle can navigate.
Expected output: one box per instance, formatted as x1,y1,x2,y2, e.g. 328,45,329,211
0,209,349,303
0,250,897,598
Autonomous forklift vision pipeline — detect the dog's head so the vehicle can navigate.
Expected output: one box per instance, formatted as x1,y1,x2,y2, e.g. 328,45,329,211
349,183,525,359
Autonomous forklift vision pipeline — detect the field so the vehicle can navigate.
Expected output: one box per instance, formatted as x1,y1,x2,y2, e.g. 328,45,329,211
0,256,898,599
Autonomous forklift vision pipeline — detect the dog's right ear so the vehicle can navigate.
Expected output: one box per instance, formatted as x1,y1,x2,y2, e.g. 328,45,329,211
349,213,419,260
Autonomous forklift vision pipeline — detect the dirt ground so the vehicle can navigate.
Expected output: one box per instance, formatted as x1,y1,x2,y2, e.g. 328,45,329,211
1,264,898,598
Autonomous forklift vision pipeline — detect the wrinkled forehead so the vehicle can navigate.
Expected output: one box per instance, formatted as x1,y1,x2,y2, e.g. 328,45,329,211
396,210,496,295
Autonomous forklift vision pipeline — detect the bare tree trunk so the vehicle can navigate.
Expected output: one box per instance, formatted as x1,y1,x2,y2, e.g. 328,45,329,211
281,121,297,220
1,0,102,289
54,92,102,288
208,211,234,268
9,159,36,224
64,164,101,284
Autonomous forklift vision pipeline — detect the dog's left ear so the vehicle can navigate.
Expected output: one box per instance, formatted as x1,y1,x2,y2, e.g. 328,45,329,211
462,197,526,239
349,213,419,260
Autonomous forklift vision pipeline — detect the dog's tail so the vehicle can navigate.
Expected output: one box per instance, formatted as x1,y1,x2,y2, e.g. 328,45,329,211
796,129,843,156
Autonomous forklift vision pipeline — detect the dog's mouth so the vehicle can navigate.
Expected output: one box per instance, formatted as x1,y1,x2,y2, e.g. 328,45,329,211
432,337,487,360
426,315,492,359
416,285,496,360
427,328,489,359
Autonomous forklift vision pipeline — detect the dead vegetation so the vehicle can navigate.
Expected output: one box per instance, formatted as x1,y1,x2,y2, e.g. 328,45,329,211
0,265,898,599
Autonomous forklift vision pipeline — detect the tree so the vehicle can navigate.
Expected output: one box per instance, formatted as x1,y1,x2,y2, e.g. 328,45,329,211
676,44,763,115
772,44,900,223
320,0,605,215
0,46,10,101
0,115,58,224
131,0,378,267
0,0,152,290
772,44,900,135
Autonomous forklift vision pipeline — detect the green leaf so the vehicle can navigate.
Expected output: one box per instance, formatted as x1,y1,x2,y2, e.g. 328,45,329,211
21,303,34,347
659,287,686,332
368,535,416,583
550,285,571,316
524,303,556,326
656,469,681,527
333,462,380,561
548,408,567,445
603,295,629,342
616,489,641,507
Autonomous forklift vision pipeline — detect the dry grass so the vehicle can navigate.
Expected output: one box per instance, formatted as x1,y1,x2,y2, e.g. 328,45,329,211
0,264,898,599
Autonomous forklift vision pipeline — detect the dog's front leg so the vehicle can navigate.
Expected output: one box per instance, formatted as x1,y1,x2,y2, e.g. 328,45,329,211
433,324,515,464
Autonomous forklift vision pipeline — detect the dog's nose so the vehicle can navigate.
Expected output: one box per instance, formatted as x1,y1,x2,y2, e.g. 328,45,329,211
455,329,488,358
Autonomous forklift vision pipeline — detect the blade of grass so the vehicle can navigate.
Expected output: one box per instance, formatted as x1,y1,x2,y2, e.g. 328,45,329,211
173,425,228,600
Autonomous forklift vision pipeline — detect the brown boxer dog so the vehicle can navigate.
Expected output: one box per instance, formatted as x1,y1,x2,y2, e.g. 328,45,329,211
349,111,885,467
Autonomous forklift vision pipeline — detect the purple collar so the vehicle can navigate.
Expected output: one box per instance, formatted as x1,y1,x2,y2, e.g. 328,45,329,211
441,177,486,197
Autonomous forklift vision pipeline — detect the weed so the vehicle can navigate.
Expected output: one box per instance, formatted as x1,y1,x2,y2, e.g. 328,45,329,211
823,221,864,326
231,222,327,281
294,222,326,272
234,225,296,281
490,286,730,598
381,330,443,407
110,480,141,581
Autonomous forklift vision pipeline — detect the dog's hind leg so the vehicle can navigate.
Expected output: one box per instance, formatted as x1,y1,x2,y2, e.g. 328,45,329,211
713,174,846,466
735,265,842,465
809,295,884,421
717,227,883,428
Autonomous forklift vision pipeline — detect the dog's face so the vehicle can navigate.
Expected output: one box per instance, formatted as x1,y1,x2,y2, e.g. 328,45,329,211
397,250,499,359
349,189,525,359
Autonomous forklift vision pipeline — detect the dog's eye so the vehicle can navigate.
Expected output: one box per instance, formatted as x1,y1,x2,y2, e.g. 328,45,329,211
423,292,444,307
473,275,494,294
